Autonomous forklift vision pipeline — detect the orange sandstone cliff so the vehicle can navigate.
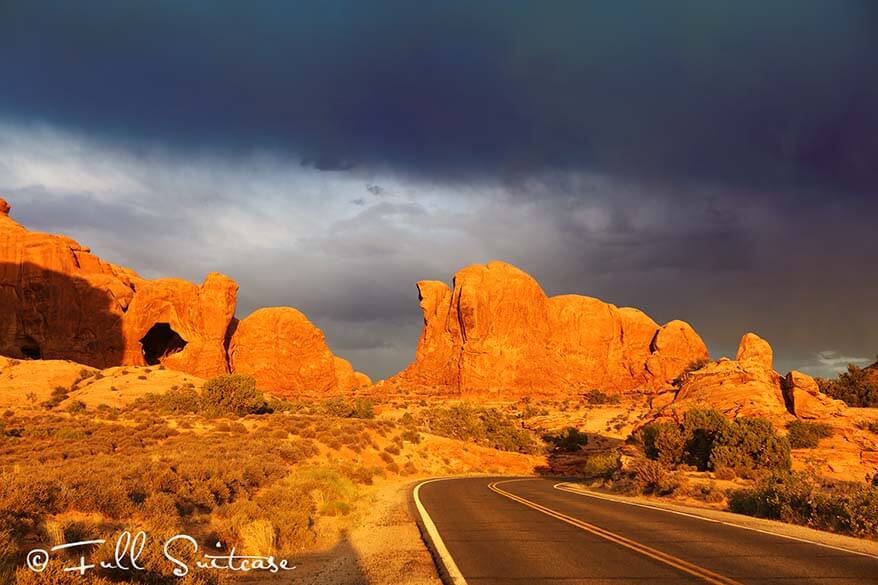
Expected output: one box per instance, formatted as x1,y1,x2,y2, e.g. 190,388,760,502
0,197,366,394
229,307,371,396
389,261,710,395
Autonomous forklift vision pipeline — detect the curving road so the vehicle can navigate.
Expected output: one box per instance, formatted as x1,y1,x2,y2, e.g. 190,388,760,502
414,477,878,585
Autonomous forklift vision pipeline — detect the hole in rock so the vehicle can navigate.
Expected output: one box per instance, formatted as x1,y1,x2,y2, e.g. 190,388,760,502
20,338,41,359
140,323,187,365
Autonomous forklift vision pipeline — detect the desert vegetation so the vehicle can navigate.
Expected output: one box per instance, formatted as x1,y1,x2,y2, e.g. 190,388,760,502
415,403,539,453
786,420,834,449
817,364,878,407
729,471,878,537
637,408,791,475
0,373,554,584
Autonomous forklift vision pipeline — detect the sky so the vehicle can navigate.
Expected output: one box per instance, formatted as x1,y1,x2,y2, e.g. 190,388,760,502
1,1,877,379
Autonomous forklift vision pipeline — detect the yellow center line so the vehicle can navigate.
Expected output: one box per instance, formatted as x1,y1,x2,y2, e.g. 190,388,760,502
488,480,744,585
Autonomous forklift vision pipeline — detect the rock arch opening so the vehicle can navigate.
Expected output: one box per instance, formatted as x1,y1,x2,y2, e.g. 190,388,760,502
20,337,41,360
140,323,187,365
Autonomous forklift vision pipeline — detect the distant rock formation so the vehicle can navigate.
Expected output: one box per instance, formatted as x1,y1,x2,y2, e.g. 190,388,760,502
0,197,142,368
121,274,238,378
0,197,366,393
229,307,370,397
389,261,710,395
669,332,845,421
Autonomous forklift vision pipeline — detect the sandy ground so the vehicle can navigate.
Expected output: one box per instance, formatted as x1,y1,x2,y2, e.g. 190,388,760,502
235,480,442,585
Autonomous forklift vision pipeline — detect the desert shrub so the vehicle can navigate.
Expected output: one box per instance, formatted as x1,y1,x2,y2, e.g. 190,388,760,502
639,422,684,466
709,417,790,473
200,374,264,416
419,403,537,453
681,408,729,469
581,451,620,479
729,472,878,537
640,409,789,474
714,466,736,480
787,420,834,449
856,420,878,434
400,429,422,444
40,386,69,410
64,400,87,414
583,389,619,405
133,384,201,415
634,459,671,494
544,427,588,452
818,364,878,407
321,397,375,419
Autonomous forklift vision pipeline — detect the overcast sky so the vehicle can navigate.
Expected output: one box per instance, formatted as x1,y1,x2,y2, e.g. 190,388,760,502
1,1,877,379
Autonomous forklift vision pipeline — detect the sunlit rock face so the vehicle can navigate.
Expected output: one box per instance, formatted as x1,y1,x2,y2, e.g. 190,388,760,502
390,260,709,396
228,307,370,397
669,333,845,422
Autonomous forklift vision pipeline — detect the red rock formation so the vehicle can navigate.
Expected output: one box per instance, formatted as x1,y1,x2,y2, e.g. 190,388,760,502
0,199,139,367
736,332,774,370
782,370,846,419
121,274,238,378
391,261,710,395
670,333,845,421
0,198,236,377
0,198,368,388
228,307,370,397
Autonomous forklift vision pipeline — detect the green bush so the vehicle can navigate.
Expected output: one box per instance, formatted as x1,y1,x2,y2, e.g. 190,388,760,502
581,451,620,479
40,386,69,409
321,396,375,419
681,408,729,470
544,427,589,452
639,422,684,466
639,409,790,473
709,417,790,473
419,403,537,453
201,374,264,416
729,472,878,537
818,364,878,407
634,459,672,495
132,384,201,415
787,420,834,449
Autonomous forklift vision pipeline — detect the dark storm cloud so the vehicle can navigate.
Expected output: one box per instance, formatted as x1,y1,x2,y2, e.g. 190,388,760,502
2,1,877,195
2,2,877,379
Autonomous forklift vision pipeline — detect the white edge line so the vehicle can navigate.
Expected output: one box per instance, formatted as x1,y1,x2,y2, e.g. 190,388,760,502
553,482,878,560
414,478,469,585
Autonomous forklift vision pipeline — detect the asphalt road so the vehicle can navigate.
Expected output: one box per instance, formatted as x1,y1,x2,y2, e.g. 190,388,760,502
414,477,878,585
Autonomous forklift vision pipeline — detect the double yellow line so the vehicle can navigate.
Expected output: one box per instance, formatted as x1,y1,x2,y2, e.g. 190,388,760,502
488,480,744,585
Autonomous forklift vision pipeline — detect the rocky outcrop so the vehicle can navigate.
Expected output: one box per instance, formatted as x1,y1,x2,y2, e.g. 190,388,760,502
736,332,773,370
782,370,846,419
228,307,370,397
0,204,235,376
671,358,791,421
670,333,845,421
0,200,141,368
0,197,361,389
121,274,238,378
390,261,709,396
